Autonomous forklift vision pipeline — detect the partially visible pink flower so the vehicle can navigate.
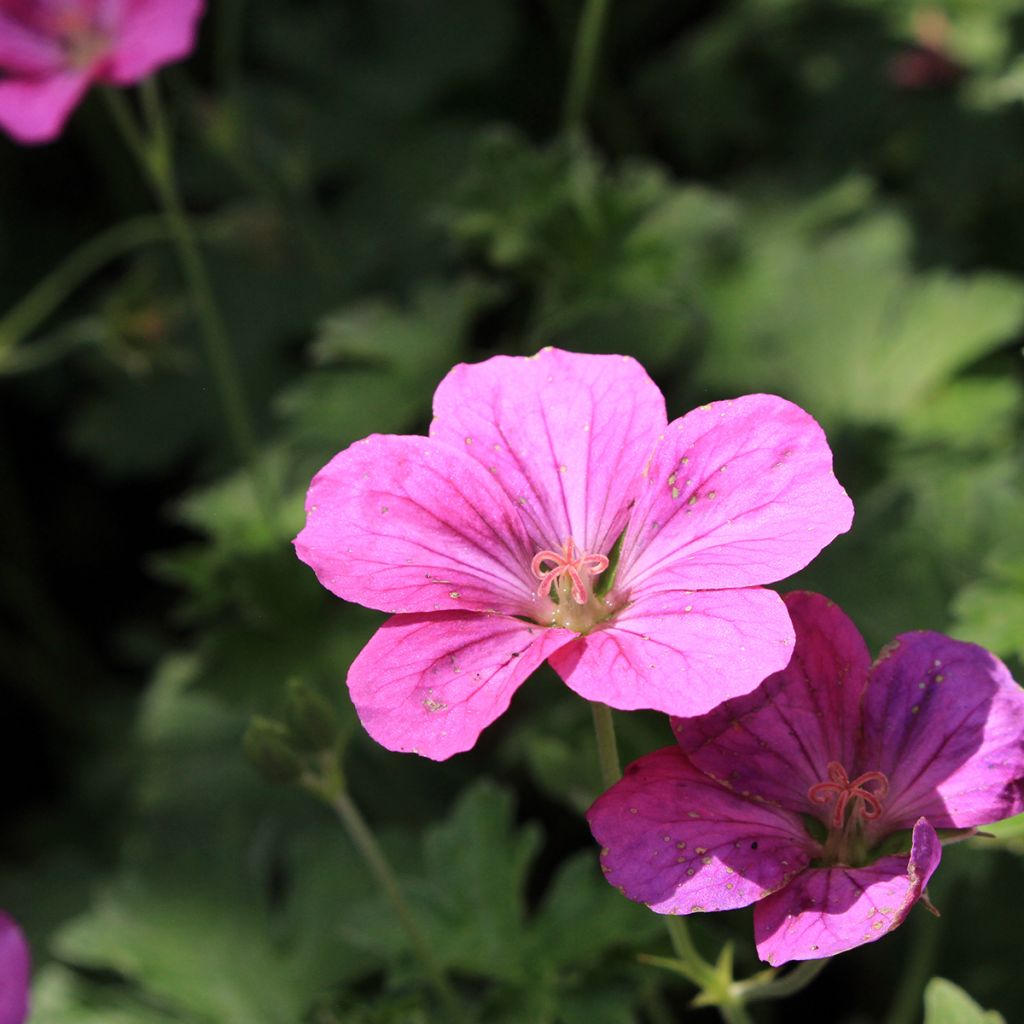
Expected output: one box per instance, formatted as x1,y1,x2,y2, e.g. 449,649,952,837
588,592,1024,965
0,0,205,144
295,348,853,759
0,911,29,1024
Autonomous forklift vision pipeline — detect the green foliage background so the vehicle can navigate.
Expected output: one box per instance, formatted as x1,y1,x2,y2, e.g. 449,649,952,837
1,1,1023,1021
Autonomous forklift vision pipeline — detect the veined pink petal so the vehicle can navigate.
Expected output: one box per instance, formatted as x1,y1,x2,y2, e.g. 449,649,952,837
0,12,64,74
587,747,811,914
754,818,941,965
549,587,794,717
347,612,574,760
0,69,90,144
0,911,29,1024
295,434,538,616
104,0,204,84
673,592,870,813
617,396,853,594
430,347,667,555
861,633,1024,832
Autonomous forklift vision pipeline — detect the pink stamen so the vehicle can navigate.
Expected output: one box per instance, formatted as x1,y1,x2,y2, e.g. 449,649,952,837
531,538,609,605
808,761,889,828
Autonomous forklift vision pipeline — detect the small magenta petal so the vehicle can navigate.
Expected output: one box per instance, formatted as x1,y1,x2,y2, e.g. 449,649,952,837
673,591,870,813
430,348,667,554
0,911,30,1024
549,587,794,717
104,0,204,84
295,434,537,616
754,818,941,965
861,633,1024,831
347,612,575,760
0,13,64,74
587,747,811,914
0,70,91,144
618,395,853,594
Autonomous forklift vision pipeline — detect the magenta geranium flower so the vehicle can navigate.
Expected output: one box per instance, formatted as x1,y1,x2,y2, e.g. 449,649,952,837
0,911,29,1024
295,348,853,759
588,591,1024,965
0,0,205,145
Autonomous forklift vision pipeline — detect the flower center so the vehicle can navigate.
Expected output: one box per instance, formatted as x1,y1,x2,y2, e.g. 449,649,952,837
48,10,109,70
808,761,889,828
531,538,609,605
808,761,890,866
530,537,613,632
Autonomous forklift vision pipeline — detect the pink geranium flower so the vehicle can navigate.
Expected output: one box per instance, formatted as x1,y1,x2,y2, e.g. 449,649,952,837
0,0,205,145
295,348,853,759
588,592,1024,965
0,911,29,1024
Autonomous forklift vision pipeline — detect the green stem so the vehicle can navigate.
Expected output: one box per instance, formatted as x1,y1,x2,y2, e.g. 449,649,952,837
590,701,621,787
563,0,612,135
737,958,828,1004
589,701,734,1016
0,215,167,368
883,907,942,1024
718,1001,755,1024
304,758,469,1024
103,83,277,531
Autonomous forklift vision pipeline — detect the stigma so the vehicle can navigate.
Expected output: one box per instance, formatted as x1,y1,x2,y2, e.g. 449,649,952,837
531,538,609,605
808,762,889,829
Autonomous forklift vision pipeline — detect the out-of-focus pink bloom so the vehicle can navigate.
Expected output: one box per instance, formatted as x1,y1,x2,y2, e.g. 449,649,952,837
295,348,853,759
0,0,205,144
588,592,1024,965
0,911,29,1024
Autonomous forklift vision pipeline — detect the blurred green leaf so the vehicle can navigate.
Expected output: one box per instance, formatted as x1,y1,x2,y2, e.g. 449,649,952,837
923,977,1007,1023
698,192,1024,429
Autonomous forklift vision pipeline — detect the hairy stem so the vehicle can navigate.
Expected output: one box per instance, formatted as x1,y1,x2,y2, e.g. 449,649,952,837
304,756,470,1024
103,83,277,531
563,0,612,134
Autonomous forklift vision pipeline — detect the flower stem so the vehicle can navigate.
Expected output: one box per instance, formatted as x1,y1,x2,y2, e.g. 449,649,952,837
102,83,277,533
590,701,621,788
303,755,470,1024
563,0,612,135
0,215,168,371
589,702,730,1013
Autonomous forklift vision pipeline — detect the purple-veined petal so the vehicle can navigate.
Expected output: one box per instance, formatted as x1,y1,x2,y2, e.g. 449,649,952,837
295,434,539,616
861,632,1024,832
347,611,575,760
430,347,667,555
754,817,941,965
0,69,90,144
0,12,63,74
587,747,811,914
549,587,794,717
0,911,29,1024
104,0,204,84
673,591,870,813
617,396,853,594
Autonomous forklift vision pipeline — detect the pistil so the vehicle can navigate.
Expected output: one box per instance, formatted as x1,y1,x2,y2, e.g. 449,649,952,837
809,761,890,866
531,537,611,632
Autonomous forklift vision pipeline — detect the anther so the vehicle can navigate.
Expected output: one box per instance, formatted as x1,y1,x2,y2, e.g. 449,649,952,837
531,538,609,605
808,761,889,828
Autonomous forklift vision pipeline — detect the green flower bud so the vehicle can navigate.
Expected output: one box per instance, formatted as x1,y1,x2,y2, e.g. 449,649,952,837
244,716,303,784
284,678,339,753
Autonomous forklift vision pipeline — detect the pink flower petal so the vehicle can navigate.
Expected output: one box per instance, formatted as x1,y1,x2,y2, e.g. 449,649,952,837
549,586,795,717
617,396,853,594
0,69,90,144
0,12,63,74
587,747,811,914
295,434,538,616
430,347,667,556
0,911,29,1024
673,591,870,813
754,817,941,965
347,611,575,760
104,0,204,84
861,632,1024,832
